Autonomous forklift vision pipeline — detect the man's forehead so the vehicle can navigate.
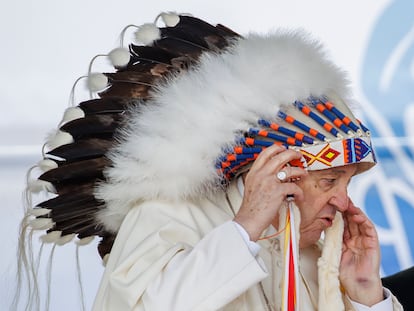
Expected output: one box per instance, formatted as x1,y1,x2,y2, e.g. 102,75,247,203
312,164,358,176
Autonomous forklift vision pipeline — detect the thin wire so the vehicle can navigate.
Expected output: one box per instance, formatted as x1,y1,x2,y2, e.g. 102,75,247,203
76,245,86,311
258,222,287,240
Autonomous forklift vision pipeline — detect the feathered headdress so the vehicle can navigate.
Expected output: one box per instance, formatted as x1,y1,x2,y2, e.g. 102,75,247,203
23,12,375,264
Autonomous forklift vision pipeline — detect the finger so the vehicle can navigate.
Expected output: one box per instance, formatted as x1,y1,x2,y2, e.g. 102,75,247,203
250,144,286,170
350,210,378,240
344,203,377,240
278,166,308,181
252,145,303,173
343,202,361,238
266,150,303,174
342,216,351,241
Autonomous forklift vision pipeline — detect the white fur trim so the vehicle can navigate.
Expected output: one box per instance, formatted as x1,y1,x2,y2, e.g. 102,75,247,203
160,12,180,27
40,231,62,243
87,72,108,92
37,159,58,172
318,212,345,311
28,208,51,217
56,234,76,245
76,236,95,246
95,30,351,232
102,253,110,266
134,23,161,45
108,47,130,68
28,180,56,193
29,218,54,230
61,107,85,124
46,130,74,150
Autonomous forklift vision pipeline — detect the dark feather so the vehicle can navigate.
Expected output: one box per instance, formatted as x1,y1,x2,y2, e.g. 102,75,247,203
78,97,131,115
153,37,205,59
129,45,180,65
54,217,103,237
37,192,96,209
60,114,122,139
39,157,110,183
160,16,240,51
52,179,99,195
106,71,156,87
98,234,116,259
47,139,113,162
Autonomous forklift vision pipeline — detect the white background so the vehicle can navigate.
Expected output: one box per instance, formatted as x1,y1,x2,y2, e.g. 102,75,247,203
0,1,396,310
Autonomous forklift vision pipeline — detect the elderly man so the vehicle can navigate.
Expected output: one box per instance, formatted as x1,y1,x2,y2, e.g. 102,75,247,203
22,13,403,311
89,14,402,311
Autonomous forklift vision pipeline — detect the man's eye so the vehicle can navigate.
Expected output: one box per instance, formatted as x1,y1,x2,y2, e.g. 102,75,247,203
322,178,336,184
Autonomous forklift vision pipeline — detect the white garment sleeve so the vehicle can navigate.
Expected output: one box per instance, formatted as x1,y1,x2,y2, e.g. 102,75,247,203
349,288,393,311
143,221,268,311
233,221,261,256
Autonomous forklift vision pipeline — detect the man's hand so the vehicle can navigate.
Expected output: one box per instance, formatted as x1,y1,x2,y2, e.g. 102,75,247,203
340,200,384,306
233,144,306,241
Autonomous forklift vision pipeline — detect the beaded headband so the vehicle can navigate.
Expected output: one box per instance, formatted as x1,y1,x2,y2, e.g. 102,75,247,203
217,95,376,179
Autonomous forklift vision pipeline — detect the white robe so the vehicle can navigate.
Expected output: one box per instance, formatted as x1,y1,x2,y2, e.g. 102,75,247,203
92,182,403,311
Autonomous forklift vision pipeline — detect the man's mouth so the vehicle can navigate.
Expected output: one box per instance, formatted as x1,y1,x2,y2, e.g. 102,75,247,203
322,216,334,227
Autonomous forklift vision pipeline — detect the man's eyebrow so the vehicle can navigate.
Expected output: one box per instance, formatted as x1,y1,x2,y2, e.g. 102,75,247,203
320,169,346,175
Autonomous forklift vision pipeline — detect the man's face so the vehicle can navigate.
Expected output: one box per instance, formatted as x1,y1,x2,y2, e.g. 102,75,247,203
295,164,357,248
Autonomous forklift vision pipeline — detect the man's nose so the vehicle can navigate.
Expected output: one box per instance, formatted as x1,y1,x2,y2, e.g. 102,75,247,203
329,187,349,212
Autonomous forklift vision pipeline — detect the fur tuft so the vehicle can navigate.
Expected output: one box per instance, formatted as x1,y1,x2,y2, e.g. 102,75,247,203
134,23,161,45
29,218,54,230
87,73,108,92
28,180,56,194
76,236,95,246
61,107,85,125
108,47,130,68
56,234,76,246
46,130,74,150
96,30,352,232
160,12,180,27
37,159,58,172
28,208,51,217
40,231,62,243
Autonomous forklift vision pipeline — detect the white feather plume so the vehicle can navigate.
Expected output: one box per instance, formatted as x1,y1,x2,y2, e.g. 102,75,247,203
61,107,85,124
108,47,130,68
87,72,108,92
134,23,161,45
160,12,180,27
95,30,351,232
46,129,74,150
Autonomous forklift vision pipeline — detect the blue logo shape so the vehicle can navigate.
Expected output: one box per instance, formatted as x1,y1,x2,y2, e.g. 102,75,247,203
354,0,414,276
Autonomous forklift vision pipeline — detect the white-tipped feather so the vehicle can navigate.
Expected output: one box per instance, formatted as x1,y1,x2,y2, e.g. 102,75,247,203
28,208,51,217
28,180,56,194
56,234,76,246
134,23,161,45
108,47,130,67
46,130,74,150
87,73,109,92
37,159,58,172
29,218,54,230
160,12,180,27
61,107,85,124
76,236,95,246
40,231,62,243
